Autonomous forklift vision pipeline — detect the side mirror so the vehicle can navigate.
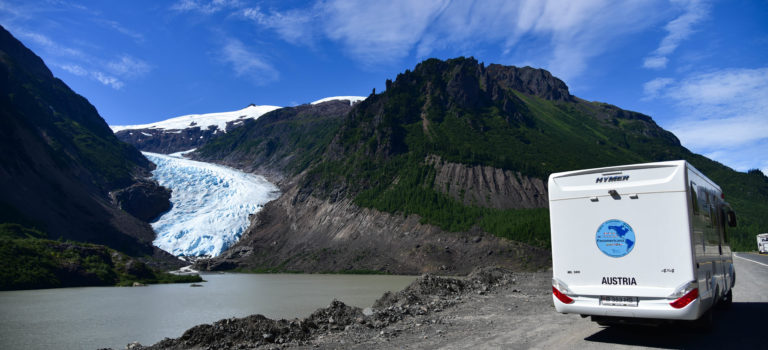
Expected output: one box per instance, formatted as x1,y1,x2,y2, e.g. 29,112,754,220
727,211,737,227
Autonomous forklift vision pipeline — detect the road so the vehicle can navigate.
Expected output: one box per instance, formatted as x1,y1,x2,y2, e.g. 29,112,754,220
312,253,768,349
542,253,768,350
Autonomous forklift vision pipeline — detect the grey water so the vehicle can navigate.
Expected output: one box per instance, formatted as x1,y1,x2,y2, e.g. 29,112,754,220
0,273,415,350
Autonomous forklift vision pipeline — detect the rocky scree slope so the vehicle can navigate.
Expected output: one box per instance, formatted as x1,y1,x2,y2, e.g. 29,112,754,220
0,26,181,281
196,57,768,274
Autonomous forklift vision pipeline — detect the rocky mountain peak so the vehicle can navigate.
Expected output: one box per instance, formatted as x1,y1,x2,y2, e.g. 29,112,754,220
400,57,573,103
483,63,573,102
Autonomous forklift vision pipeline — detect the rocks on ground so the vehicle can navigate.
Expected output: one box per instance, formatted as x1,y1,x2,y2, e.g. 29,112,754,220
125,266,543,350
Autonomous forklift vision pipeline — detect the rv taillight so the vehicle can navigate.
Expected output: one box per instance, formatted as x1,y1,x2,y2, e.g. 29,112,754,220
552,286,574,304
670,288,698,309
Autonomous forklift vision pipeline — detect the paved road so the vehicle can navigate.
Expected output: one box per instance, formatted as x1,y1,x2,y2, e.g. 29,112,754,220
312,254,768,349
548,252,768,349
428,253,767,349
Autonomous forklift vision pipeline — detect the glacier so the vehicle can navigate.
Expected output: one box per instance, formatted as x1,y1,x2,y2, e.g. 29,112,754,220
144,152,280,257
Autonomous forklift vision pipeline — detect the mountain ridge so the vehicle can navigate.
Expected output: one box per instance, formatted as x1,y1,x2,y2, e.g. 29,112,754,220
0,25,182,289
191,57,767,273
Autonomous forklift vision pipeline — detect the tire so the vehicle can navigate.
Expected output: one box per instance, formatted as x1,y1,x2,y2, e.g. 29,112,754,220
719,289,733,309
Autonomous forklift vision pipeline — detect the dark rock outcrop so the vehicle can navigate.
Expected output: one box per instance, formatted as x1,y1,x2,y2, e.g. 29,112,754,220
112,180,172,222
484,63,573,102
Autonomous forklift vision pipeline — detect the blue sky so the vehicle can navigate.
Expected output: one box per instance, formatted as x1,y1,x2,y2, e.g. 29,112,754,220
1,0,767,174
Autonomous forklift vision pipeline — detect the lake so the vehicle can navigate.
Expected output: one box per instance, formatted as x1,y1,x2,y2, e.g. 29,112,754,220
0,273,415,350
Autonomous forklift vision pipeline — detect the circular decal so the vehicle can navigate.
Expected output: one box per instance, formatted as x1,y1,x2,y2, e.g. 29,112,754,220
596,219,636,258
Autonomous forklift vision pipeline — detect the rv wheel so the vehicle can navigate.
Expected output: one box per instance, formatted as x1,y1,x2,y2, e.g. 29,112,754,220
719,289,733,309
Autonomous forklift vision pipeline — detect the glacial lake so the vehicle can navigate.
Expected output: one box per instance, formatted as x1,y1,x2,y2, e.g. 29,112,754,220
0,273,415,350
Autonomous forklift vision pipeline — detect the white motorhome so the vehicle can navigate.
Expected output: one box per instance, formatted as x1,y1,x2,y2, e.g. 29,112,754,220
548,160,736,326
757,233,768,254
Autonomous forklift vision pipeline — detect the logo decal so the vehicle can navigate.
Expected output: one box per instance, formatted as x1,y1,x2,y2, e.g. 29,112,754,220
596,219,636,258
595,175,629,183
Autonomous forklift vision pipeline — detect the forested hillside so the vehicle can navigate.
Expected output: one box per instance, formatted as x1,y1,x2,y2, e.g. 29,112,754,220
293,58,767,251
198,57,767,274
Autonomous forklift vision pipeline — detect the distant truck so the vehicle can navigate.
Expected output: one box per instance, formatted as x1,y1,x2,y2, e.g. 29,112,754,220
548,160,736,327
758,233,768,254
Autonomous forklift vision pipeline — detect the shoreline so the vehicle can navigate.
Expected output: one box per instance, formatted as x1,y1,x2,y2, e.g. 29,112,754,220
115,266,549,350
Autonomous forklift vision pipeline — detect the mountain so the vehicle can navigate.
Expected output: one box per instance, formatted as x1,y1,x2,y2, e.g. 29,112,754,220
196,57,768,274
0,25,181,287
111,96,365,155
112,104,281,154
192,98,364,182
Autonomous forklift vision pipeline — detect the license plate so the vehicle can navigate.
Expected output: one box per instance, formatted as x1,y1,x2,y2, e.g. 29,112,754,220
600,296,638,307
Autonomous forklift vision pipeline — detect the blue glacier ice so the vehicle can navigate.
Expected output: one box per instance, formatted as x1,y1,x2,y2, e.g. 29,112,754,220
144,152,280,257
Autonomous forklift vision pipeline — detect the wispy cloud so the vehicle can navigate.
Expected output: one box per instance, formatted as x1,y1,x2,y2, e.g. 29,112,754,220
97,19,145,43
93,71,124,90
646,67,768,172
240,6,317,45
12,28,85,58
642,77,674,99
643,0,709,69
58,63,89,76
171,0,242,15
220,37,278,83
57,63,125,90
231,0,664,81
319,1,449,65
107,55,151,78
13,29,148,90
166,0,668,83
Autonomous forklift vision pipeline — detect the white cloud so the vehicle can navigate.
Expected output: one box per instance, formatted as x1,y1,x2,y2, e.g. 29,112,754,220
643,0,709,69
320,1,449,65
643,56,669,69
107,55,151,78
646,67,768,172
13,29,85,58
93,71,124,89
246,0,664,80
241,6,316,45
220,38,278,83
171,0,242,14
98,19,144,43
58,63,88,76
642,77,674,99
170,0,667,81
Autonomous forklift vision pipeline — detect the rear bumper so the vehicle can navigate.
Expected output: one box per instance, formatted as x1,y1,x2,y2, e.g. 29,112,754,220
553,294,701,320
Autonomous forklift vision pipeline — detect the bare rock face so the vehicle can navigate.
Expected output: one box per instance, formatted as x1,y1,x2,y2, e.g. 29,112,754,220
112,180,171,222
428,155,548,209
484,63,574,102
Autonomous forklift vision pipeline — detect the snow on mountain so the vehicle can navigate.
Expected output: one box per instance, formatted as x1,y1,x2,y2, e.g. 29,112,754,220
110,104,282,133
310,96,366,106
144,152,280,257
